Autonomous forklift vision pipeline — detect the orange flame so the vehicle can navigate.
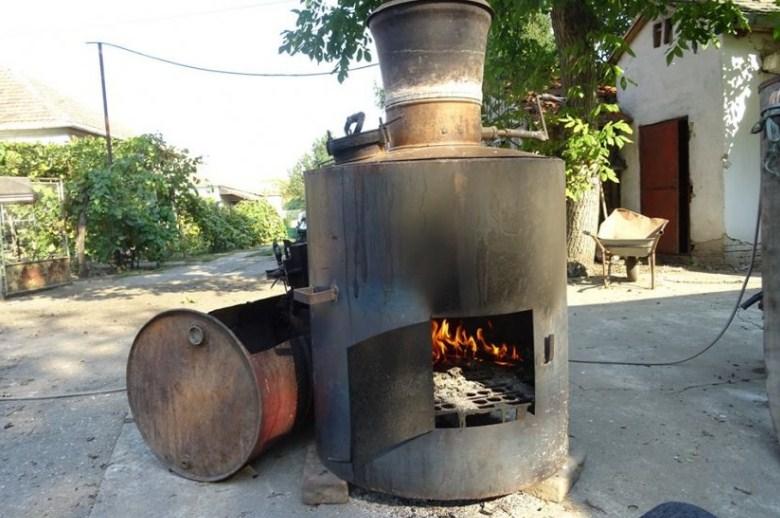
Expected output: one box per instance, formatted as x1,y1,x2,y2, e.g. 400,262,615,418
432,319,522,367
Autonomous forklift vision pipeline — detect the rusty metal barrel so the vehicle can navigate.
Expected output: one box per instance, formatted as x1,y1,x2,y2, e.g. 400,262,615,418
368,0,493,149
126,295,310,481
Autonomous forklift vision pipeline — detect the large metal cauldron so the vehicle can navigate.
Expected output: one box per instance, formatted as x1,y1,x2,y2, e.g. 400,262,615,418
368,0,493,148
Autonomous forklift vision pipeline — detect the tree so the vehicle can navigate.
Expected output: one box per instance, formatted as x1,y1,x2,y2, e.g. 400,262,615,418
282,135,329,210
0,135,204,269
0,136,291,268
280,0,749,270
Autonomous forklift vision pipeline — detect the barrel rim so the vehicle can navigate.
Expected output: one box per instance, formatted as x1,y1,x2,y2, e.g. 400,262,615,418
367,0,494,27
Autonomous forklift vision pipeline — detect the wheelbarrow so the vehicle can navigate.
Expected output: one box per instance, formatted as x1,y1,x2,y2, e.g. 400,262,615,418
584,208,669,289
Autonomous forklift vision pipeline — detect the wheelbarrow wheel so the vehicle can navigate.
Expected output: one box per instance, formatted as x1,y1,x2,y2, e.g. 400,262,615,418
625,257,640,282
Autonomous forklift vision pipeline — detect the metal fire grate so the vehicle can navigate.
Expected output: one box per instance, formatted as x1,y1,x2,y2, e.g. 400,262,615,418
433,364,533,428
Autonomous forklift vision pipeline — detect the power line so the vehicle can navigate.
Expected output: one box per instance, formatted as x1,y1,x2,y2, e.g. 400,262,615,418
86,41,378,78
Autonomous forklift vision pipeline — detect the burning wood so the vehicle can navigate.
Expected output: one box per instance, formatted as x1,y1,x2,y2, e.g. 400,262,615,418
432,319,523,368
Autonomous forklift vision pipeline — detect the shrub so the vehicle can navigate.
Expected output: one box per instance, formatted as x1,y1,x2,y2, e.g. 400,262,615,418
0,135,288,268
233,199,287,246
190,200,252,253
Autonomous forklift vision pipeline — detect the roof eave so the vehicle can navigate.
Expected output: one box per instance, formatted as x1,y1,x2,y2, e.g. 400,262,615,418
611,15,648,64
612,6,780,64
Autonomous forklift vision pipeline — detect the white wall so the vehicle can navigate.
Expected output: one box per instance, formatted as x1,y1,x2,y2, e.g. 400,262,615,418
0,128,77,144
721,33,774,244
618,23,727,247
196,184,222,205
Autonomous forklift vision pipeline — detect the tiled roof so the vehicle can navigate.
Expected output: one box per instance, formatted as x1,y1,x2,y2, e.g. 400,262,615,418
217,185,260,201
0,68,129,138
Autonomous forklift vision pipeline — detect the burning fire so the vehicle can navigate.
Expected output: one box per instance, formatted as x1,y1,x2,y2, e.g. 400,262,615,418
432,319,522,367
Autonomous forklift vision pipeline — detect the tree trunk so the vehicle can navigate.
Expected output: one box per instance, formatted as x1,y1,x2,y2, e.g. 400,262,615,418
566,180,600,275
551,0,601,272
75,208,88,278
550,1,599,118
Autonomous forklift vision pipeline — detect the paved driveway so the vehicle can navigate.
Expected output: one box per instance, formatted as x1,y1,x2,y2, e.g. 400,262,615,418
1,260,776,518
0,250,281,518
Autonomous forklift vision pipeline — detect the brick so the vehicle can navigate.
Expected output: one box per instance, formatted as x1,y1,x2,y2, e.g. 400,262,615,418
301,443,349,505
524,445,586,503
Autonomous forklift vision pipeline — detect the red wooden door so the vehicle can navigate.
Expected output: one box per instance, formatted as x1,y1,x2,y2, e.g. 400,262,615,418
640,119,687,254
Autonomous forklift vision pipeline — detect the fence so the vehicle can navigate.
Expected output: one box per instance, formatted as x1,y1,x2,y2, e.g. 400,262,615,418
0,179,71,297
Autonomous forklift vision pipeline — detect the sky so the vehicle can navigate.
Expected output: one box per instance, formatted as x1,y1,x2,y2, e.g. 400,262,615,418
0,0,384,191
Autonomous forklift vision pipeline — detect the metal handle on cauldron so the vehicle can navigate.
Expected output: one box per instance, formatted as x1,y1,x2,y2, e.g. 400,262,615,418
294,285,339,305
344,112,365,136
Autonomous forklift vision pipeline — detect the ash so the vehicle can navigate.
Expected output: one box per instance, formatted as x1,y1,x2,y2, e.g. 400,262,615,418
433,364,526,415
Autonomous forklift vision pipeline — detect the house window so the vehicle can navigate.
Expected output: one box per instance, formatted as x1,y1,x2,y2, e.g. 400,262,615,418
653,23,663,48
663,18,673,44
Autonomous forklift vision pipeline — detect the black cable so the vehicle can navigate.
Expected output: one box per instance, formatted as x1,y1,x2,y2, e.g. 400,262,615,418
85,41,379,78
0,387,126,403
570,189,763,367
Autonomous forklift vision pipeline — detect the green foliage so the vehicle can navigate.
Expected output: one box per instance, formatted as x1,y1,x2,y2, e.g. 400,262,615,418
0,135,277,269
2,186,67,262
279,0,381,82
0,143,72,179
482,5,557,128
190,199,254,253
279,0,749,109
233,199,288,245
0,136,284,268
66,135,201,267
558,105,633,201
282,135,329,210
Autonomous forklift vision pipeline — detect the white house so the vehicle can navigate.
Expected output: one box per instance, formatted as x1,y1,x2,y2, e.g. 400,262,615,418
616,1,780,266
0,68,129,143
196,183,285,216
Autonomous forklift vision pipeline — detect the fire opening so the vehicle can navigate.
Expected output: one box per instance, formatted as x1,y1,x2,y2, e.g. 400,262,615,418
431,311,535,428
432,319,523,368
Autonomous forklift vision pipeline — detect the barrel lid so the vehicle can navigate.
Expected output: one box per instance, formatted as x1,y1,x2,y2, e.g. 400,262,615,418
126,309,261,481
368,0,494,26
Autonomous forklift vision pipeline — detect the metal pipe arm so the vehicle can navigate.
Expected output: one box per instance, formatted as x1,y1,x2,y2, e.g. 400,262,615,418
481,126,549,142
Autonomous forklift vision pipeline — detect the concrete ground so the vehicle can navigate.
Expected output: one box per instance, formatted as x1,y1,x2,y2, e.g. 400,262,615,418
1,255,778,517
0,250,283,518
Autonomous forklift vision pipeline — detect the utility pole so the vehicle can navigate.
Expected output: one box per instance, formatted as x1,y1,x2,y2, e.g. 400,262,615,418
97,42,113,165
